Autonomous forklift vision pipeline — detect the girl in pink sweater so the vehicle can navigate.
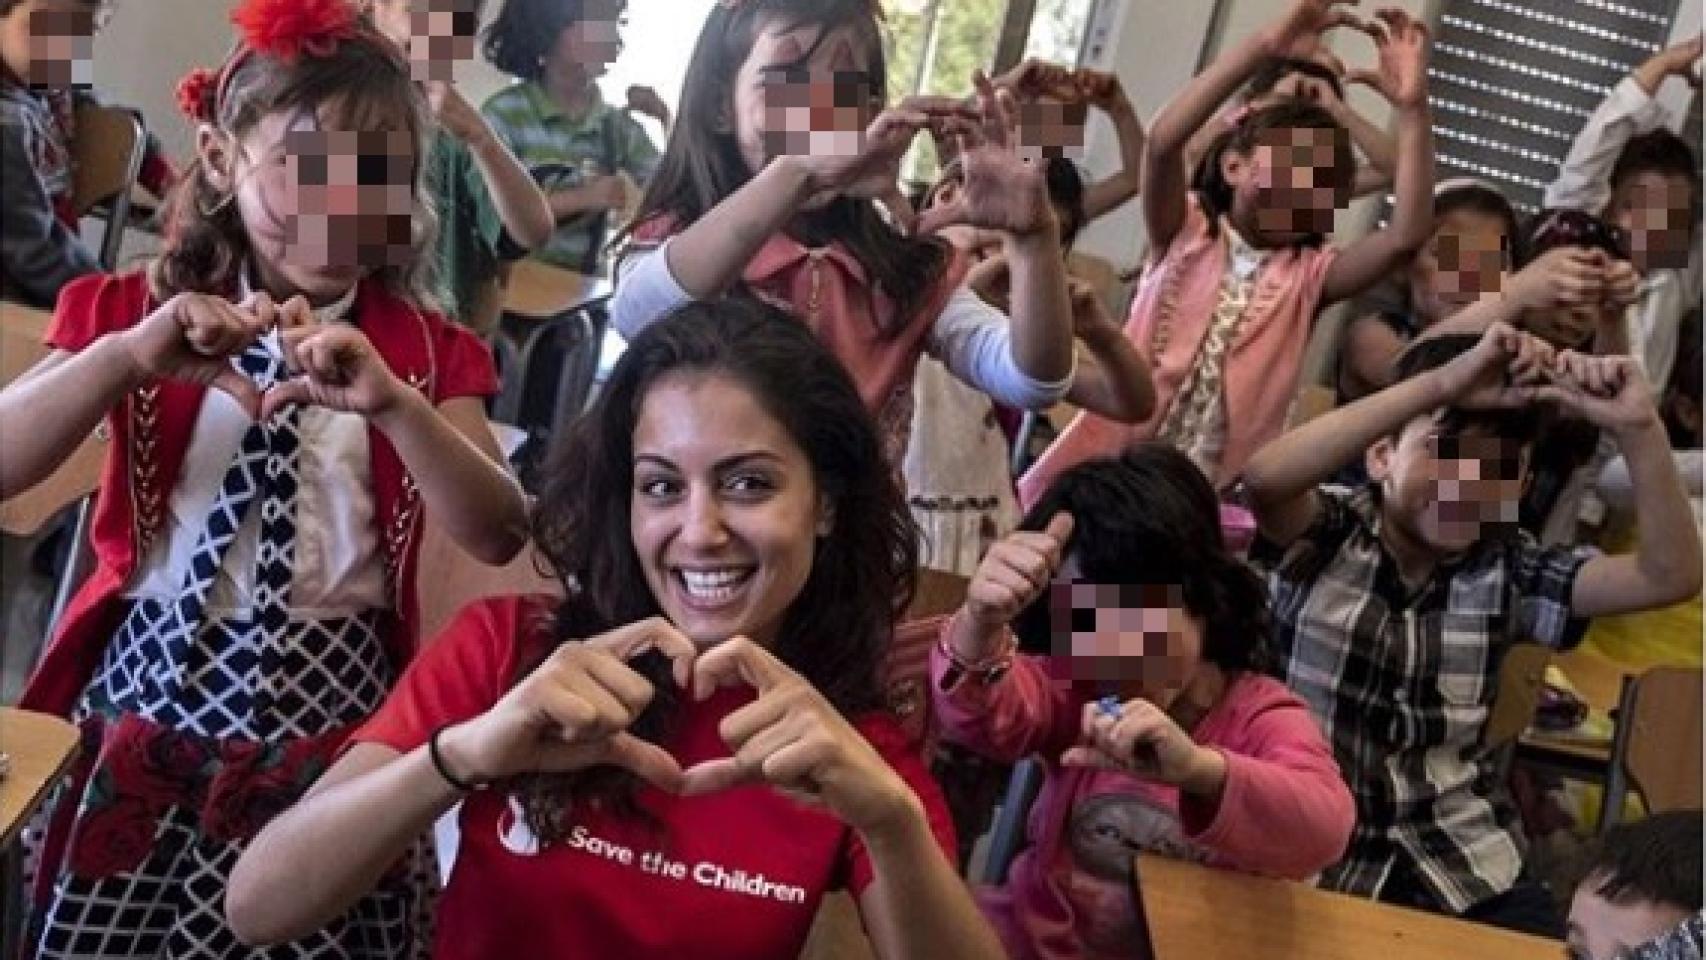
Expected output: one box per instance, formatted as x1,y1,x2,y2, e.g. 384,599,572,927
932,444,1354,959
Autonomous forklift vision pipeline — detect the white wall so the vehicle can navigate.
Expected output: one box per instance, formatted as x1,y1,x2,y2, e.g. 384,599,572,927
92,0,240,163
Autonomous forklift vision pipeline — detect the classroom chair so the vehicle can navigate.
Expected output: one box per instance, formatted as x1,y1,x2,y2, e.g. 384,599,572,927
1600,665,1704,834
70,102,146,271
981,756,1045,885
1484,642,1553,782
493,299,610,486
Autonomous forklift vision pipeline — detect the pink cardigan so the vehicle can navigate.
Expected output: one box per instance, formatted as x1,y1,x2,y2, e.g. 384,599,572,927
931,628,1354,960
1018,197,1338,507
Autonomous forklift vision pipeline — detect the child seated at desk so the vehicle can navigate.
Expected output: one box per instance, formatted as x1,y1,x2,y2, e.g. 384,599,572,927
1567,811,1702,960
932,443,1354,960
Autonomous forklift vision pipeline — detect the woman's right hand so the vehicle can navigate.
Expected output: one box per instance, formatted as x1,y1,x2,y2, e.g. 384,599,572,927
438,618,699,790
120,292,276,415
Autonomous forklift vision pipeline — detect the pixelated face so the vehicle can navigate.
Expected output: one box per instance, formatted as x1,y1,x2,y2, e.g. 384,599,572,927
733,20,877,185
1565,883,1693,960
549,0,626,81
367,0,481,83
0,0,105,88
1610,170,1697,274
1373,415,1528,553
1226,125,1348,243
1043,574,1204,709
630,373,829,649
223,107,418,300
1410,209,1511,325
1015,97,1088,161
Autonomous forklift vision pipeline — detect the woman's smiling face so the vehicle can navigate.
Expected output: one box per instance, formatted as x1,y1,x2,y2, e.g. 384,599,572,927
629,372,831,648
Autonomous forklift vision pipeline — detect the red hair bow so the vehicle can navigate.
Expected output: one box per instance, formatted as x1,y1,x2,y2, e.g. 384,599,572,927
176,67,219,123
230,0,359,63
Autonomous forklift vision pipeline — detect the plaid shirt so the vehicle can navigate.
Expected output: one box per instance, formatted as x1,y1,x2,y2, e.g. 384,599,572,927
480,81,659,273
1257,486,1594,913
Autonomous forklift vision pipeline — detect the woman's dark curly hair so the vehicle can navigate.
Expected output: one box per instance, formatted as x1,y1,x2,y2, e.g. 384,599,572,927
517,295,919,838
1011,443,1271,675
1192,99,1353,247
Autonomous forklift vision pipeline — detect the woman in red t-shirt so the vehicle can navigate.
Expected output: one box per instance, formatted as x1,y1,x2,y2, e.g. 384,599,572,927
227,297,1003,959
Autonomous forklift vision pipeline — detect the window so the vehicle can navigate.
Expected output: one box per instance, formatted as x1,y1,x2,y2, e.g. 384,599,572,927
886,0,1099,182
1427,0,1685,214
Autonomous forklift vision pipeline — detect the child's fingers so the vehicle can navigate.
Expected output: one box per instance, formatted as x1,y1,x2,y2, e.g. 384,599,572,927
258,377,312,422
1059,746,1121,771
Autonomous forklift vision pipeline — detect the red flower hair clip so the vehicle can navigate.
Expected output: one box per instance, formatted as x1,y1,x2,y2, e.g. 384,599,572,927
231,0,360,63
176,67,219,123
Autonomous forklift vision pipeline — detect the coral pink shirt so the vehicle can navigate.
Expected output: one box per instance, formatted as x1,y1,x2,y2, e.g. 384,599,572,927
1018,197,1338,506
930,621,1354,960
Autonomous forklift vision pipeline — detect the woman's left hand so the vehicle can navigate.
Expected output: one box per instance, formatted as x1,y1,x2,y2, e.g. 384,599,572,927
1062,697,1218,790
916,72,1054,239
680,638,921,838
261,302,411,421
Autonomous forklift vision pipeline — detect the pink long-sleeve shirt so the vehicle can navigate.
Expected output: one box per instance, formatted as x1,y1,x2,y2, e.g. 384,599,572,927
931,624,1355,960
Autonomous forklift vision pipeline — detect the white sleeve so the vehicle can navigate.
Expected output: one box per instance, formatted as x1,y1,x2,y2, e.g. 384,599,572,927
609,238,692,339
924,285,1075,411
1544,77,1668,212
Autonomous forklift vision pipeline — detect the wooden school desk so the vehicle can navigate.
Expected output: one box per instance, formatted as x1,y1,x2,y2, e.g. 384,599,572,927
501,260,610,320
1133,854,1563,960
0,708,80,846
1518,647,1628,770
0,300,108,537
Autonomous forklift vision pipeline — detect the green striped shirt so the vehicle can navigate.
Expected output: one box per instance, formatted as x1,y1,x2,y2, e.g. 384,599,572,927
480,81,660,273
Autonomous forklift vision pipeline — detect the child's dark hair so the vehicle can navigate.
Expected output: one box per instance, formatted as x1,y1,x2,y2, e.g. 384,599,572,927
483,0,587,82
1517,207,1631,268
1611,129,1703,224
1046,156,1087,248
620,0,950,339
519,295,918,837
1192,99,1353,245
1581,811,1703,912
1011,443,1271,675
1434,179,1519,254
1392,333,1546,445
1246,56,1345,102
152,24,435,303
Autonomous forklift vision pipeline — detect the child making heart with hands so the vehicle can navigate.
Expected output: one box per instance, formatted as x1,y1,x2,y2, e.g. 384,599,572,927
933,443,1354,960
7,3,525,955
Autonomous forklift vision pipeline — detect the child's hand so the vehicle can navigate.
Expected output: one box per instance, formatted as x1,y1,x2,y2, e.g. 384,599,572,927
579,174,630,213
625,85,672,124
424,81,491,147
796,96,976,234
991,58,1080,102
915,74,1055,239
1639,34,1703,90
1268,0,1363,55
1076,69,1130,113
965,513,1075,634
1437,322,1555,409
1063,698,1222,791
122,292,272,416
1069,279,1120,344
262,303,411,421
439,618,698,789
1603,259,1641,311
1505,247,1608,314
1346,8,1430,110
681,638,922,840
1538,352,1661,437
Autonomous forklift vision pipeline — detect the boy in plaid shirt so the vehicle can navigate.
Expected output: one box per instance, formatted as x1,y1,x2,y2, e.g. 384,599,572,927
1243,322,1701,937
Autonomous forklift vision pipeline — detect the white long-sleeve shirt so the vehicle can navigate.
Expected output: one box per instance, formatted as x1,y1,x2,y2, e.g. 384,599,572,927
1544,76,1703,391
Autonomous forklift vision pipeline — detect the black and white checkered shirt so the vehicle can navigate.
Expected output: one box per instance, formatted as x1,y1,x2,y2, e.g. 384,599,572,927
1258,486,1594,913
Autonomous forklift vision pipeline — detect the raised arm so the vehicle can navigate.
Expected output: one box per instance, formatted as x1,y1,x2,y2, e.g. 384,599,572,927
427,81,553,251
1144,0,1364,253
1063,280,1155,422
1078,71,1147,222
1546,353,1703,616
1322,9,1435,305
1242,322,1550,545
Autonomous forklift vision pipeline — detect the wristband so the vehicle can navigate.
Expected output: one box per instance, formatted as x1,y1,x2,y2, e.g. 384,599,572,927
937,620,1018,688
429,725,486,793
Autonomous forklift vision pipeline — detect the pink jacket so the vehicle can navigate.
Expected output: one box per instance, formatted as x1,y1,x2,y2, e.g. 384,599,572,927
931,628,1354,960
1018,197,1338,507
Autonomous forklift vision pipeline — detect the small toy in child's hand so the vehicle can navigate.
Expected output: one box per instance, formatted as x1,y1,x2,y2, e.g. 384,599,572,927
1097,695,1123,719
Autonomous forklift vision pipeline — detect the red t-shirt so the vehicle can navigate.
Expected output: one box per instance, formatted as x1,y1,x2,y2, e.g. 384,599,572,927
353,596,958,960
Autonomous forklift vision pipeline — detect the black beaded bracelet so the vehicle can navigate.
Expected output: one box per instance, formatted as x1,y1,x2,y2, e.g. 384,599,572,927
428,725,484,793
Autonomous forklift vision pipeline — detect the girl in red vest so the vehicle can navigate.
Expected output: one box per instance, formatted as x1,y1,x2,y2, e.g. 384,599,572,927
608,0,1078,464
2,0,527,955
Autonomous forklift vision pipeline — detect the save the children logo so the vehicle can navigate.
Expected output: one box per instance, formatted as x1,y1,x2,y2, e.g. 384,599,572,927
494,793,808,905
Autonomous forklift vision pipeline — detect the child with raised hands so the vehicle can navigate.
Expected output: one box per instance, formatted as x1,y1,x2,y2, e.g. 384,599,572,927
227,298,1002,960
609,0,1076,460
931,443,1353,959
364,0,553,336
1243,324,1701,936
1020,0,1438,504
5,1,526,954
